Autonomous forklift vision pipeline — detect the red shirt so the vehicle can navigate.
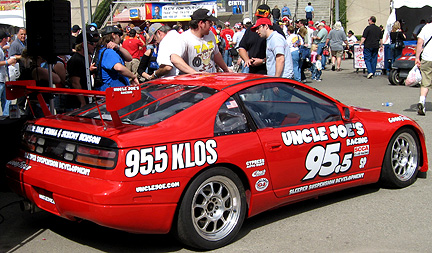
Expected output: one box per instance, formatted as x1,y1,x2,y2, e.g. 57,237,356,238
220,28,234,50
122,38,144,59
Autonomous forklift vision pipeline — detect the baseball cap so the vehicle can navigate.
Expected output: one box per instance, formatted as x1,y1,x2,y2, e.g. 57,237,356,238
76,24,100,44
101,26,123,36
234,23,241,29
282,16,289,22
224,21,230,26
243,17,252,24
0,31,10,40
317,22,325,27
190,8,218,22
133,26,142,33
255,4,270,18
251,18,272,32
71,25,81,32
147,23,163,44
308,20,314,26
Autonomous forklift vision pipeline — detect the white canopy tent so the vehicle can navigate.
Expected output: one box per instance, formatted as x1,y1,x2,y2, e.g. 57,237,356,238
0,10,25,27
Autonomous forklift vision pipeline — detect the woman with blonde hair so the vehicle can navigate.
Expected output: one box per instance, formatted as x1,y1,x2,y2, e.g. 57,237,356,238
390,21,406,65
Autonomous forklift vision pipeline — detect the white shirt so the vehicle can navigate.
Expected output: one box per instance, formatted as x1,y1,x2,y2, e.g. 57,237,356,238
418,23,432,61
157,30,180,77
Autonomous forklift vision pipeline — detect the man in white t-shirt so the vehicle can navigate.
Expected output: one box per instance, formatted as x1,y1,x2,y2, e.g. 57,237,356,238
416,18,432,115
145,23,180,80
251,18,293,78
171,8,231,73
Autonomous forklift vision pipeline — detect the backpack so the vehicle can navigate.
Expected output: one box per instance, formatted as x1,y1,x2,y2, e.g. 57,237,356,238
93,48,107,88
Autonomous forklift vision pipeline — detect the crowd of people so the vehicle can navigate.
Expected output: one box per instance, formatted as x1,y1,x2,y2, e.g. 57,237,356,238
0,4,431,117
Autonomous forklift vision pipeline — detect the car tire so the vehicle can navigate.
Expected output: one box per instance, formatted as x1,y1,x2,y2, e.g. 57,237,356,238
380,128,420,188
388,69,402,85
175,167,247,250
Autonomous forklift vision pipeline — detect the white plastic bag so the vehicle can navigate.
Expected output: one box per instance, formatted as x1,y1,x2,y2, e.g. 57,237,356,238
8,62,20,81
405,65,422,87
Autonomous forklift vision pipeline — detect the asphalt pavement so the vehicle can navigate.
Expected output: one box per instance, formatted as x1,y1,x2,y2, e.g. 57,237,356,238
1,59,431,253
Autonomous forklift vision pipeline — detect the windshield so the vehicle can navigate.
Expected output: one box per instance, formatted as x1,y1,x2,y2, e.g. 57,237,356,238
68,84,218,126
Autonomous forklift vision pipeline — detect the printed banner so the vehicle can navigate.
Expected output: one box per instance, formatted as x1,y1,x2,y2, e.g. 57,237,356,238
145,1,217,21
353,45,385,70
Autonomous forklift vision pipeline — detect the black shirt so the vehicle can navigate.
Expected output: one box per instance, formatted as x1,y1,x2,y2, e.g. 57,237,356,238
66,52,89,108
362,24,382,49
238,23,286,74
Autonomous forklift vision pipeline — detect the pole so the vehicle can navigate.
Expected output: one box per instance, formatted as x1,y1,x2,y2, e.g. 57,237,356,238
48,64,55,114
88,0,92,23
335,0,339,22
80,0,92,92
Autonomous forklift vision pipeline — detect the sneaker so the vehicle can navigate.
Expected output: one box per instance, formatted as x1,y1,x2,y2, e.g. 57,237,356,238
367,73,373,79
331,65,335,71
417,103,426,115
317,79,322,82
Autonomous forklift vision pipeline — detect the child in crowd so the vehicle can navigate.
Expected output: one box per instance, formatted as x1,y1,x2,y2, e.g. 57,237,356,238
310,44,322,81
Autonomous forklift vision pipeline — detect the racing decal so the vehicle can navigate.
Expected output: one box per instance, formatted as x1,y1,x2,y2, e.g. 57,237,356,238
354,145,369,157
289,172,364,195
125,139,218,178
359,157,367,169
39,194,55,204
136,181,180,193
255,178,269,191
7,160,32,170
388,116,410,123
281,122,365,147
252,169,266,177
26,124,104,145
246,159,265,168
346,137,368,146
24,152,91,176
303,142,353,181
113,86,140,94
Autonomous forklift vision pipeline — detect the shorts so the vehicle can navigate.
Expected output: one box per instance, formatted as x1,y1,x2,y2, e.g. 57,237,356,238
420,60,432,89
331,50,343,58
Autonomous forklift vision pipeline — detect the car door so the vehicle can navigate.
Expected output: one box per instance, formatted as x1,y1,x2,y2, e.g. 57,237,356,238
238,82,368,198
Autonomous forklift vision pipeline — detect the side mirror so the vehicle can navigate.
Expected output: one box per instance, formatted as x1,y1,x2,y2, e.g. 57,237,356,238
342,107,355,121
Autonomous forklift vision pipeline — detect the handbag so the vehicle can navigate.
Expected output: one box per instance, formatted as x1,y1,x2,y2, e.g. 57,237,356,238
322,47,330,56
395,40,405,50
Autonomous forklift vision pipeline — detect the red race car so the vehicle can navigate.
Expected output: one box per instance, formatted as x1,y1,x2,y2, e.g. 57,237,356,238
5,73,428,249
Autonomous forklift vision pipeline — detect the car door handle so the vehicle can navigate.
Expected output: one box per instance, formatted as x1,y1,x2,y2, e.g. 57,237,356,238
266,142,282,152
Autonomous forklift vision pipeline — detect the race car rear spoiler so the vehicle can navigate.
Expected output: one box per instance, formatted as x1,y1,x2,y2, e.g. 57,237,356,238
6,80,141,127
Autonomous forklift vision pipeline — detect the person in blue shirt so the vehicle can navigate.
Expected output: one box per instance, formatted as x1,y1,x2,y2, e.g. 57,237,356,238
281,4,291,19
305,2,314,22
95,26,139,91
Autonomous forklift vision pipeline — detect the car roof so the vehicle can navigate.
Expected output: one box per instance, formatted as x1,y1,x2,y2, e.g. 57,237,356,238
148,73,269,91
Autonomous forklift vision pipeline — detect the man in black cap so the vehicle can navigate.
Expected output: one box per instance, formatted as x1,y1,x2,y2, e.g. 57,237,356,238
170,8,231,73
94,26,138,91
0,31,16,116
71,25,81,52
238,4,285,74
65,25,100,109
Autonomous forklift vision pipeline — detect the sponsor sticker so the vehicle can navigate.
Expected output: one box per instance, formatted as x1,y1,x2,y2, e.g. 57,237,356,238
252,169,266,177
255,178,269,191
246,159,265,168
39,194,55,204
354,145,369,157
136,181,180,193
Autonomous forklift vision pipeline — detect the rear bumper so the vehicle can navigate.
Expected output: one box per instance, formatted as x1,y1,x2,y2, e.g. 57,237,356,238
6,158,183,234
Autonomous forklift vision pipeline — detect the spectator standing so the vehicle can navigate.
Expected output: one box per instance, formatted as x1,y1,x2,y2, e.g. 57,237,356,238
346,30,357,59
313,22,328,69
221,22,234,67
95,26,138,91
359,16,383,79
9,28,26,58
231,23,245,72
389,21,406,66
271,5,281,24
122,28,145,79
412,20,426,40
66,25,100,110
415,17,432,115
0,31,16,116
281,4,291,19
286,25,303,81
305,2,314,23
238,4,285,74
170,8,230,74
140,23,180,80
251,18,293,78
325,21,348,71
71,25,81,52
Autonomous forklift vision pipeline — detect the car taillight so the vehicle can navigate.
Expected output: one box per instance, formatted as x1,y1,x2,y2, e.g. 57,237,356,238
22,132,117,170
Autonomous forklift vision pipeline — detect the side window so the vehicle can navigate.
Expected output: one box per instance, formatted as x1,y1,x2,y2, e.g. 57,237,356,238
214,96,249,136
238,82,341,128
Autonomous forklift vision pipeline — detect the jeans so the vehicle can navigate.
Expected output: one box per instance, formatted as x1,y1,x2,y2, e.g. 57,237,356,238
223,50,232,67
241,65,249,73
390,44,403,66
363,47,379,75
317,43,327,69
291,50,301,82
0,82,10,116
384,44,391,72
311,65,322,80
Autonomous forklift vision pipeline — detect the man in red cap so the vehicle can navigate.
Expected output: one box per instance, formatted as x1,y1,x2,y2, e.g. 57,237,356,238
238,4,285,74
251,18,293,78
170,8,230,73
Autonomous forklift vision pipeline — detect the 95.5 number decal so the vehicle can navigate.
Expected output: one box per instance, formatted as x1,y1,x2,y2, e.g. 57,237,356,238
303,142,353,180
